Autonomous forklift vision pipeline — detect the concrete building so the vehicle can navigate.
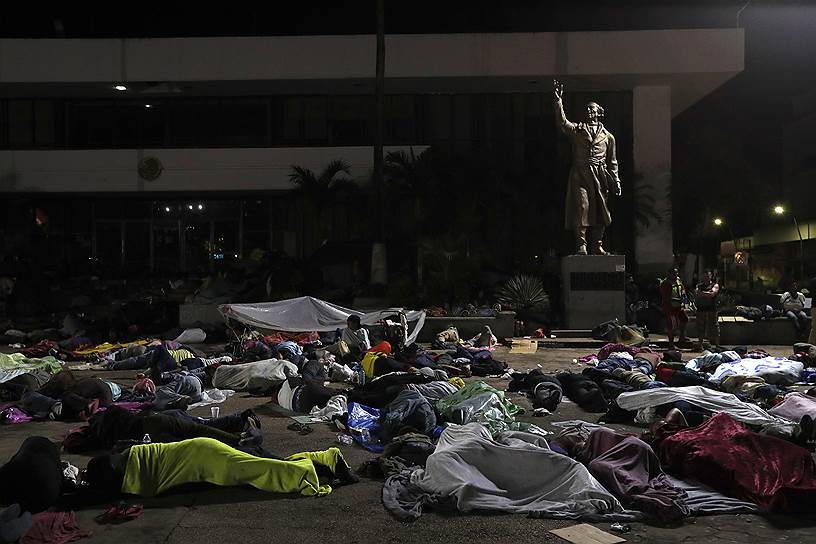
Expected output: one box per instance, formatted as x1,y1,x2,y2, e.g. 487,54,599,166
0,30,743,276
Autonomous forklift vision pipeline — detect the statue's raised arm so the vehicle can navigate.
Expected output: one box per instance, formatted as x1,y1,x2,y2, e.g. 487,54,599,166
553,79,576,133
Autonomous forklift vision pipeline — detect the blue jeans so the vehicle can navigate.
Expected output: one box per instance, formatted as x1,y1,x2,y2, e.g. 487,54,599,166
108,346,177,372
153,375,203,409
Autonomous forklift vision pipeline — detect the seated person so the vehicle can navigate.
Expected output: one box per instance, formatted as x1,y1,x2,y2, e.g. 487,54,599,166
782,281,810,335
467,326,497,348
83,437,357,498
341,315,371,359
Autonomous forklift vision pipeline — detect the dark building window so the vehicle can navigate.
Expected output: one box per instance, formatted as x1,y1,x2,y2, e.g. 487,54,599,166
8,100,34,147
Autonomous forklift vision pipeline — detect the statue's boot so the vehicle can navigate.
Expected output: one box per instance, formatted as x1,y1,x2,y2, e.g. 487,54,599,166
576,227,588,255
590,227,610,255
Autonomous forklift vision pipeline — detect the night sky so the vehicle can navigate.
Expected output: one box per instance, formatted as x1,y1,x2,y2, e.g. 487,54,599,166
3,1,815,245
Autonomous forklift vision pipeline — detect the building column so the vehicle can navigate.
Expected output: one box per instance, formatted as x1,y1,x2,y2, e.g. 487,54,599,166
632,85,673,275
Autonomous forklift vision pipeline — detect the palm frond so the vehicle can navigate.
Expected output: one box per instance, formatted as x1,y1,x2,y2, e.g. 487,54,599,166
319,159,352,188
288,165,317,189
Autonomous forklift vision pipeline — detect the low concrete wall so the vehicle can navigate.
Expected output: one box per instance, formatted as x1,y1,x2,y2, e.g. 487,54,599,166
417,312,516,343
687,315,810,346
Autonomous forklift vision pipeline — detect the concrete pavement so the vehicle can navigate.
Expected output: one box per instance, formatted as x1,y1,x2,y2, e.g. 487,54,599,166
2,344,816,543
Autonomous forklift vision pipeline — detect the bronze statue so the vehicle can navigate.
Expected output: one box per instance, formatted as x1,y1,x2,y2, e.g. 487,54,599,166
554,80,622,255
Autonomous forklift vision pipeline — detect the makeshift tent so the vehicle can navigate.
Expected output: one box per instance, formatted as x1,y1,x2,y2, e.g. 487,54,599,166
219,296,426,345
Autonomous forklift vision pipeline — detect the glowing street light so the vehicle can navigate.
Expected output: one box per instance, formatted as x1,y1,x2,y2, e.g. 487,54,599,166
713,217,724,227
113,84,128,91
771,204,804,280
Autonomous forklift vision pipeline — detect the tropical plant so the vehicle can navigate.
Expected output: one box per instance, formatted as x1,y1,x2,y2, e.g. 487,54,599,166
631,175,665,232
496,274,550,311
288,159,354,199
289,159,356,257
385,148,437,283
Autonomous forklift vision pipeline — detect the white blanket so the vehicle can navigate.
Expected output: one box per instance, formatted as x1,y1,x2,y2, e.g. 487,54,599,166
709,357,804,386
616,386,795,434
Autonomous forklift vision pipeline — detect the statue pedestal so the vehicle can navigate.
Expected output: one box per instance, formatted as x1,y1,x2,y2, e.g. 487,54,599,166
562,255,626,329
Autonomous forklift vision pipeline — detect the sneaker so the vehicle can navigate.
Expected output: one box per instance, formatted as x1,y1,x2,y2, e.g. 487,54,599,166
242,409,261,430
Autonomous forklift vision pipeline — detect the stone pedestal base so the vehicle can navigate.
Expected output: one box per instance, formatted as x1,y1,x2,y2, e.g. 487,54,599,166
562,255,626,329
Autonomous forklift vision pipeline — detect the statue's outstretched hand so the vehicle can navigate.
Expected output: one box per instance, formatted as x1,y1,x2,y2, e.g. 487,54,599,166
553,80,564,101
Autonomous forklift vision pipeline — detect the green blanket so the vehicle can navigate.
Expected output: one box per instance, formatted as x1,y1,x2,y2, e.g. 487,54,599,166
122,437,344,497
436,381,533,435
0,353,62,376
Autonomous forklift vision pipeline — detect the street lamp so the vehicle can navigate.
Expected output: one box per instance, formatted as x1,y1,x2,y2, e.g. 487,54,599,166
772,204,804,281
713,217,737,286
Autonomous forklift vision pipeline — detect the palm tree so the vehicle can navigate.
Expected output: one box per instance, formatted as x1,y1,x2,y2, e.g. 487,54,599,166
289,159,354,257
385,148,438,283
631,177,665,232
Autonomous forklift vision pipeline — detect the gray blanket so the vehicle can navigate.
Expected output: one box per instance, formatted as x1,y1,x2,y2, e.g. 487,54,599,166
386,423,639,520
212,359,298,391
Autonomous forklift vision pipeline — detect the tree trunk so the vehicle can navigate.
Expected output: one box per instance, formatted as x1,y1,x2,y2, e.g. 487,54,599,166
370,0,388,285
374,0,385,241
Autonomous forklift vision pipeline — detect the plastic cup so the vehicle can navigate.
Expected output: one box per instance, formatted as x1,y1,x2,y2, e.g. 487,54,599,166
211,406,220,419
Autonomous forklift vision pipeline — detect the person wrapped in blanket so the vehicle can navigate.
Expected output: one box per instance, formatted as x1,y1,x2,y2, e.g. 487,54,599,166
0,436,358,514
83,438,358,499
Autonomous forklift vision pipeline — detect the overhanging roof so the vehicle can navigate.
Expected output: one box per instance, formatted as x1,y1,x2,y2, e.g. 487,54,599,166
0,29,743,116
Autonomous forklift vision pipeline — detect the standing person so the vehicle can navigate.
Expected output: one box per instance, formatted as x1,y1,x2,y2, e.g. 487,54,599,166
694,270,720,350
660,268,689,348
782,281,809,336
553,79,622,255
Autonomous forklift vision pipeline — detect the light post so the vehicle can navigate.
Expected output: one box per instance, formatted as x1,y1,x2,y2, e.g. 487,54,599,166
773,205,804,281
713,217,736,287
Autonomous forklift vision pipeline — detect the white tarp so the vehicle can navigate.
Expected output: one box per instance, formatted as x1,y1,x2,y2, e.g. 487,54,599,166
219,296,426,345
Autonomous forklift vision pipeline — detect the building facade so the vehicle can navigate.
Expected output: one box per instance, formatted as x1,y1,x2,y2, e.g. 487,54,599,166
0,31,744,277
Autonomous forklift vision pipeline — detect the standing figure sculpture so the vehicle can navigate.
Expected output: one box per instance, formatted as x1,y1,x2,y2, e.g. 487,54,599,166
554,80,622,255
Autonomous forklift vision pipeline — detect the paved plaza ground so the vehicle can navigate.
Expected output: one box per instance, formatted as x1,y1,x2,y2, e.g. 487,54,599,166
3,343,816,544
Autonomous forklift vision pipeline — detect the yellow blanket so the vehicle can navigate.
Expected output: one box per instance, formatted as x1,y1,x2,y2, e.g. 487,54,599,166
72,340,151,356
121,437,342,497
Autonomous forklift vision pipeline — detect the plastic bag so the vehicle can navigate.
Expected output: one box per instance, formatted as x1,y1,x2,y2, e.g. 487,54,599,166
0,406,33,424
347,402,384,452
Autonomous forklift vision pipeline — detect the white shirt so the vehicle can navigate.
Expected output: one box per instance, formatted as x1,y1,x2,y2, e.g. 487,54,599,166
782,291,806,311
342,327,371,351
